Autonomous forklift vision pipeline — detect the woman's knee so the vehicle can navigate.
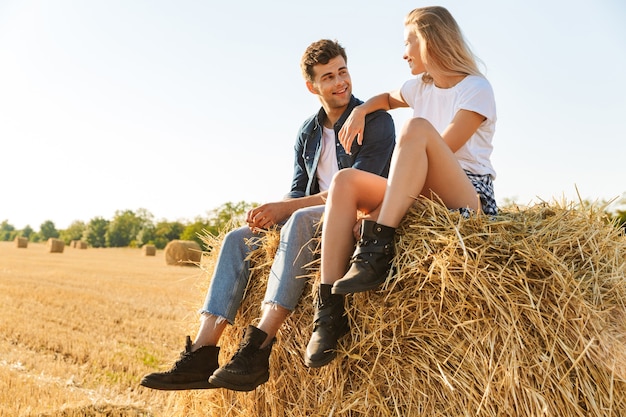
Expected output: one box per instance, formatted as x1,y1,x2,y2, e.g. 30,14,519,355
330,168,361,194
399,117,437,146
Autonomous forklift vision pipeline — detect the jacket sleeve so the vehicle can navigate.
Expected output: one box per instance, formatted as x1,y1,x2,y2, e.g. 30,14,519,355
284,126,309,199
350,110,396,178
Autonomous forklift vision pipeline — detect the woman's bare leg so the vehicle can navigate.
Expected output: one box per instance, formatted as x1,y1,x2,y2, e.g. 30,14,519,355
319,168,387,285
377,118,479,228
306,169,386,367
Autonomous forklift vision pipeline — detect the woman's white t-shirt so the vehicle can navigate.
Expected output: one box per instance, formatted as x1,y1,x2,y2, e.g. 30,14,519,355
400,74,497,179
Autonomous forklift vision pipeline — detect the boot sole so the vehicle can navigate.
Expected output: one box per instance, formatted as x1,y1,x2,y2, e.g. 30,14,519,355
140,378,216,390
304,350,338,368
208,372,269,392
304,322,350,368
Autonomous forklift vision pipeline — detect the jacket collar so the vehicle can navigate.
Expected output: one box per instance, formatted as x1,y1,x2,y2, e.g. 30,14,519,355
313,95,362,131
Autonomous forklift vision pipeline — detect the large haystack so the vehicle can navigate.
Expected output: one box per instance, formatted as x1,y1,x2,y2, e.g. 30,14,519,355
164,240,201,266
46,238,65,253
15,236,28,248
185,200,626,417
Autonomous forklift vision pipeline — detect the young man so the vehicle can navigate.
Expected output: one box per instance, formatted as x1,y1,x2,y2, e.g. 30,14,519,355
140,39,395,392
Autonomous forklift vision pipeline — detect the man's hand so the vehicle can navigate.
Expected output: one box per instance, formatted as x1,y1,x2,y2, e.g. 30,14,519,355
246,201,293,231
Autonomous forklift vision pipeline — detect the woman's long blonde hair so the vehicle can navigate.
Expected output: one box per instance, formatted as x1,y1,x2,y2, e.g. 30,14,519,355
405,6,482,84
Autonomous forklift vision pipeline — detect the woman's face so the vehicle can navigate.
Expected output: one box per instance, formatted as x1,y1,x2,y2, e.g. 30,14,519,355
403,26,426,75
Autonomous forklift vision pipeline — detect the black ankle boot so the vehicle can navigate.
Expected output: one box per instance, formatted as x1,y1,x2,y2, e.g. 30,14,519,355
332,220,396,295
209,325,275,392
140,336,220,390
305,284,349,368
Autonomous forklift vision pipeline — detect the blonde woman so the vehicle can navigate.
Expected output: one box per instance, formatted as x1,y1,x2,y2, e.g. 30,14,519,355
305,6,497,368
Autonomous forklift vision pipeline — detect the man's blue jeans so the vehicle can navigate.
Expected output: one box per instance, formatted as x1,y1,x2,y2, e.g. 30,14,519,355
199,205,324,323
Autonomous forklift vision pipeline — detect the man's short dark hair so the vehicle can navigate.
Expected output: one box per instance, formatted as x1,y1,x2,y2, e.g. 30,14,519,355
300,39,347,83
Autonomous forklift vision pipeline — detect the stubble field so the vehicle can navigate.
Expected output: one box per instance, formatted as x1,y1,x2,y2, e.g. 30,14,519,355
0,240,213,416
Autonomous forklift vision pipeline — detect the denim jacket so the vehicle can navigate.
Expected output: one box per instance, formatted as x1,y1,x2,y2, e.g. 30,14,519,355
285,95,396,199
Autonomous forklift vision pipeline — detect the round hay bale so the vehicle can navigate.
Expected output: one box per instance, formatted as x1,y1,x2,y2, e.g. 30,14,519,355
188,200,626,416
142,244,156,256
46,238,65,253
15,236,28,248
164,240,201,266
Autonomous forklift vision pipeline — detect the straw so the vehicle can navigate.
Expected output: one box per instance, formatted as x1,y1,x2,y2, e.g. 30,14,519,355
191,199,626,416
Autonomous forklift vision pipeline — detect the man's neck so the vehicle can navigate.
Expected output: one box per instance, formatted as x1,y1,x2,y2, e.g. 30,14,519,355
323,106,347,129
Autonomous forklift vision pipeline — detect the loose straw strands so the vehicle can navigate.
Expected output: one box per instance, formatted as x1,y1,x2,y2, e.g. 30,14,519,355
189,199,626,417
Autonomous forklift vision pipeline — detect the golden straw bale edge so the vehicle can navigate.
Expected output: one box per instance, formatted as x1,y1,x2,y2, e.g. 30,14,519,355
164,239,201,266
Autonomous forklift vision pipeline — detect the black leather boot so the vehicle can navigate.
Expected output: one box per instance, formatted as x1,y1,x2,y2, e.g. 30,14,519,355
332,220,396,294
209,325,275,391
140,336,220,390
305,284,349,368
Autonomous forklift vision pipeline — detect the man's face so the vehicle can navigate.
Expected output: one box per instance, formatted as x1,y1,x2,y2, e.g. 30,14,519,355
307,56,352,110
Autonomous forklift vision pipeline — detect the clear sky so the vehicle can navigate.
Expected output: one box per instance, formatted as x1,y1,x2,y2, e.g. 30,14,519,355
1,0,625,230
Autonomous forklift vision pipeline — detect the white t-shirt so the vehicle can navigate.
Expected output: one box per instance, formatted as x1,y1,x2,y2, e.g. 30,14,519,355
316,126,339,191
400,74,497,178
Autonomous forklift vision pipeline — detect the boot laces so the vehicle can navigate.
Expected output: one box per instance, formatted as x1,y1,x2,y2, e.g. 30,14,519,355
228,341,256,368
169,349,196,372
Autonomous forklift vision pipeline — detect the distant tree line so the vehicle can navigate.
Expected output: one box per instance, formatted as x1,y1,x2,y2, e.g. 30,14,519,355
1,199,625,249
0,201,255,250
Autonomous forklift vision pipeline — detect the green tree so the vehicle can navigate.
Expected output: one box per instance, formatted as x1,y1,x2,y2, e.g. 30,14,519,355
135,209,154,236
84,217,109,248
207,201,254,232
21,225,34,239
180,201,255,250
211,201,251,231
136,223,156,247
180,218,211,248
0,220,15,241
134,208,156,247
106,209,155,248
39,220,59,241
106,210,137,247
153,220,185,249
60,221,86,244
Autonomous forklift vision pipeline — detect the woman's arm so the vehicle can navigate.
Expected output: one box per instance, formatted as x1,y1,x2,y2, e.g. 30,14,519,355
339,90,407,154
441,109,485,152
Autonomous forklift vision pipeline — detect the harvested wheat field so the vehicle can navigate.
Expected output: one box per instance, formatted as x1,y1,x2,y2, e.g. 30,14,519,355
2,200,625,416
177,199,626,417
0,242,209,417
